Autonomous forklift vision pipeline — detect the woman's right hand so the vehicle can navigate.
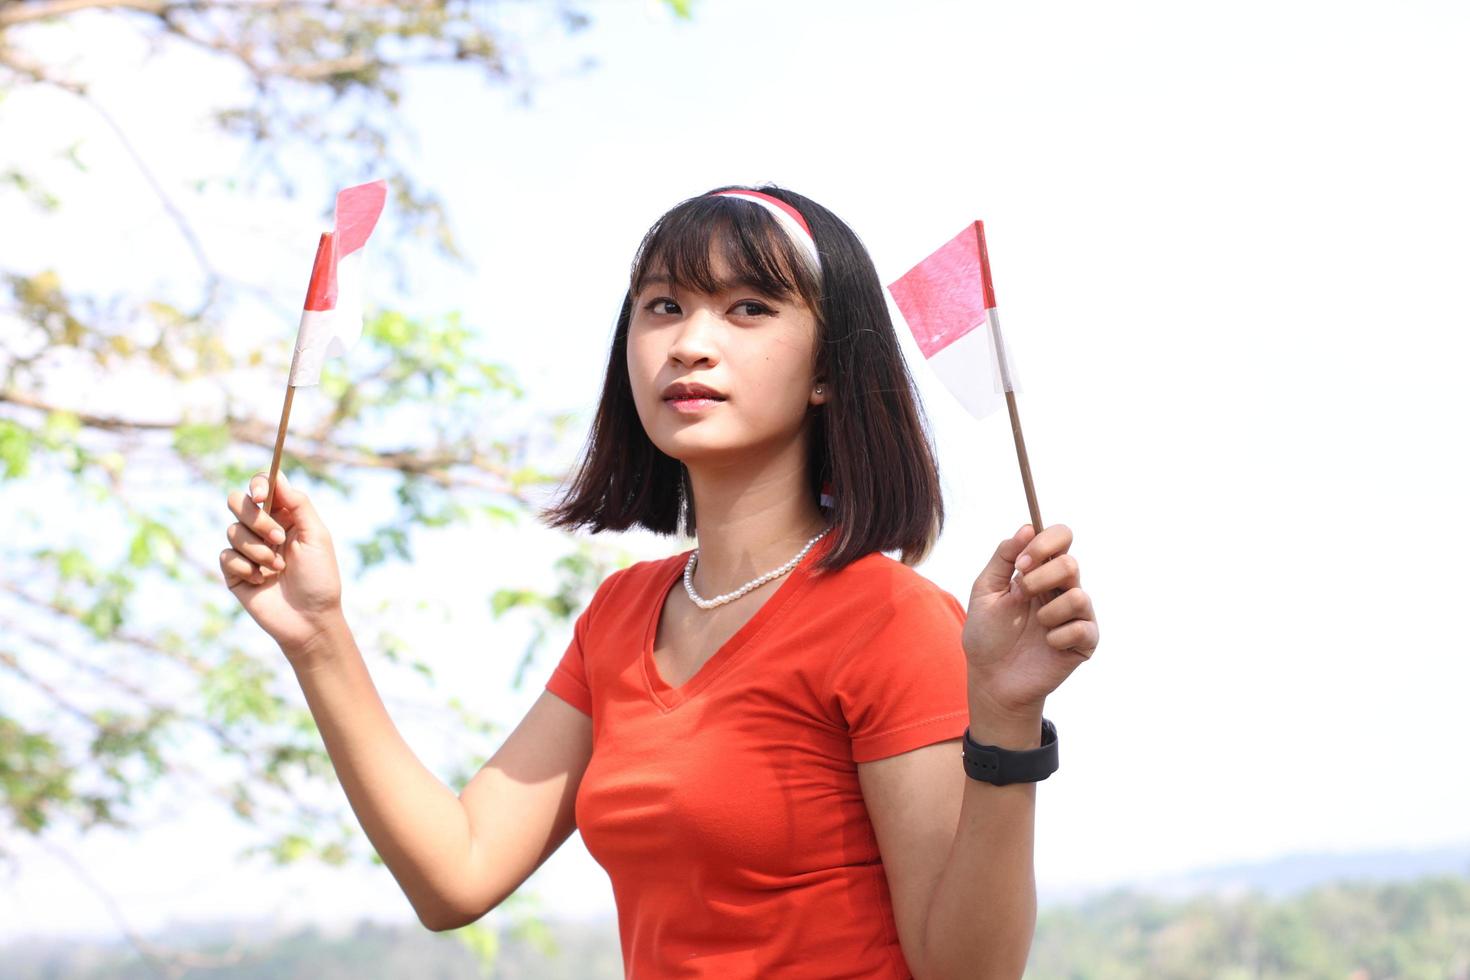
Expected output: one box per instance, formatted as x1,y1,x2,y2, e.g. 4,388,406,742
220,469,343,659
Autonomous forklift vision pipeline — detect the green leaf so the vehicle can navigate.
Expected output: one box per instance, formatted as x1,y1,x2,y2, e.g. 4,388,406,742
451,921,500,973
368,309,414,348
481,504,520,525
97,451,125,478
172,422,231,459
508,465,552,490
319,363,350,400
354,524,411,569
0,717,74,833
40,410,80,448
220,460,258,488
490,588,547,618
0,420,33,479
200,603,234,642
290,709,319,738
80,596,125,638
35,546,99,585
270,832,313,864
126,518,178,569
201,650,282,725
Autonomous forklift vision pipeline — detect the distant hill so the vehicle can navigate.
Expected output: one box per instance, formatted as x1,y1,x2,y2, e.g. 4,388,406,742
0,918,625,980
1042,842,1470,905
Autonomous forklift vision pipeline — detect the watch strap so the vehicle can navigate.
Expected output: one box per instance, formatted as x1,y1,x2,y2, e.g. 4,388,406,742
962,718,1058,785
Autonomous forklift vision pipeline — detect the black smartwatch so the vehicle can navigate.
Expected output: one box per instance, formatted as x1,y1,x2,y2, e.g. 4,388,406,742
961,718,1058,785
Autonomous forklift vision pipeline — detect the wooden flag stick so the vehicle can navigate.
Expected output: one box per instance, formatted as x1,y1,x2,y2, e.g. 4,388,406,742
262,383,294,516
992,315,1060,602
1005,387,1064,599
1004,388,1044,535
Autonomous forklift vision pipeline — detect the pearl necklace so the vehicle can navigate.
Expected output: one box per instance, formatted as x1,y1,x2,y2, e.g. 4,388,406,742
683,526,833,611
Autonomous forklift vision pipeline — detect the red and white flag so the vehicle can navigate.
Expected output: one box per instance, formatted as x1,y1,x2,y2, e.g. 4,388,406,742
287,179,388,387
886,221,1022,420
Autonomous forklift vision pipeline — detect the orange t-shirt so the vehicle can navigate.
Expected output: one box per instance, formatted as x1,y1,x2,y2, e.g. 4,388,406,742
544,533,970,979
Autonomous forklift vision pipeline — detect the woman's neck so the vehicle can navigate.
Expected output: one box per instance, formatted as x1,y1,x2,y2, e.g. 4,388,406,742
683,446,829,596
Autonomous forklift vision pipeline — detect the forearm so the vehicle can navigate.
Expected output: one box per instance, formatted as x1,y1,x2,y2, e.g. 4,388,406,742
921,682,1041,980
287,614,479,928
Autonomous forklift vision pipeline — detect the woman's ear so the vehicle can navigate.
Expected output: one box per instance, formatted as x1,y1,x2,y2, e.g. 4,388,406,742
810,380,829,406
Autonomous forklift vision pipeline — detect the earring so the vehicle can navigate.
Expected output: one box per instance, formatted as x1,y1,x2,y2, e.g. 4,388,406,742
814,384,825,395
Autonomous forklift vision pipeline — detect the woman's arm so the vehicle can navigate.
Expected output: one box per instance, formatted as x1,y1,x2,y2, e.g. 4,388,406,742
923,702,1041,978
288,613,594,930
859,695,1039,980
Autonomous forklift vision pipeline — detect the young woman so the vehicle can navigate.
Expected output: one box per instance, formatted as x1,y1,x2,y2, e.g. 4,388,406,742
220,185,1100,979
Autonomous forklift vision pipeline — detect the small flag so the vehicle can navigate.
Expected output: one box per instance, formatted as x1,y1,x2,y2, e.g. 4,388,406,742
886,221,1022,420
287,179,388,386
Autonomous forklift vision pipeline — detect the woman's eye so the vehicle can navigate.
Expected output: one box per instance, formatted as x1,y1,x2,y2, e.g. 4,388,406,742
732,300,774,317
645,298,680,315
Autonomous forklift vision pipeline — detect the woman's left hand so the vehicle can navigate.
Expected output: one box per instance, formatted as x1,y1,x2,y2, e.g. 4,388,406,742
962,523,1099,717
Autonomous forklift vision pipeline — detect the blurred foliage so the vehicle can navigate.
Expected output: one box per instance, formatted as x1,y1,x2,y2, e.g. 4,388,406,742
0,898,624,978
0,0,684,973
1029,875,1470,979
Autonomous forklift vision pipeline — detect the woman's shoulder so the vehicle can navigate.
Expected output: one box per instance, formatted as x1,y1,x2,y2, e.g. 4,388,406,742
812,549,965,622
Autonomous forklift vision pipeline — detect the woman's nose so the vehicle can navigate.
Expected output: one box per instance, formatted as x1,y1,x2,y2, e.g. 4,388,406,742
668,307,720,367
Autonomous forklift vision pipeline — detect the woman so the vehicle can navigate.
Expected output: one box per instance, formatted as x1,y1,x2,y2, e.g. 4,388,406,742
220,185,1100,979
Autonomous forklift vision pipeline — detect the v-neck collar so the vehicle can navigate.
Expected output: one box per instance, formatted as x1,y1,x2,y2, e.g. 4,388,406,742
641,532,835,712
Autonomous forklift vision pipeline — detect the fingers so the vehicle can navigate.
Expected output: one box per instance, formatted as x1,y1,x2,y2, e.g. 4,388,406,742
1014,522,1072,574
226,521,284,570
1016,552,1080,598
1046,619,1099,658
222,472,293,590
1036,587,1094,629
249,471,284,511
229,480,287,545
219,545,278,587
247,470,324,543
1037,585,1099,658
973,523,1037,597
251,470,300,516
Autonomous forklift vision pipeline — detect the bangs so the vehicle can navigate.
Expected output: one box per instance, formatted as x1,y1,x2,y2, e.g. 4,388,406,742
629,195,822,307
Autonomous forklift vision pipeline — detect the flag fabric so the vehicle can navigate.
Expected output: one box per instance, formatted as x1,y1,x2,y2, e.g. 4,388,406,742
287,179,388,386
886,220,1022,420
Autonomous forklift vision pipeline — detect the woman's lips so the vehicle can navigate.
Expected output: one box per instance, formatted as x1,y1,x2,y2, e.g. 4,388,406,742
665,397,723,413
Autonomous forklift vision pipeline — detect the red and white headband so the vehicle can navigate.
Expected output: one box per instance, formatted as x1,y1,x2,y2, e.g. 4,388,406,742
710,189,821,274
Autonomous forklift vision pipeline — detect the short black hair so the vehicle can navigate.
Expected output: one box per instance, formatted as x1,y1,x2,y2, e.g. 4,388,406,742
542,184,943,571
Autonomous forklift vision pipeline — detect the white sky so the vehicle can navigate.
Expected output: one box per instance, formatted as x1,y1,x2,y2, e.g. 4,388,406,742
2,0,1468,943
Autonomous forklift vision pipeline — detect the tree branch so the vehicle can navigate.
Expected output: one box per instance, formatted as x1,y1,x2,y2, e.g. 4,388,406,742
74,89,222,315
0,0,166,32
0,0,362,31
0,611,246,754
0,580,216,701
0,648,99,726
0,385,549,498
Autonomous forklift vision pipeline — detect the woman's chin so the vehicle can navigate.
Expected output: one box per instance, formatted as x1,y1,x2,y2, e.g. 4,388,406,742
650,434,726,464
